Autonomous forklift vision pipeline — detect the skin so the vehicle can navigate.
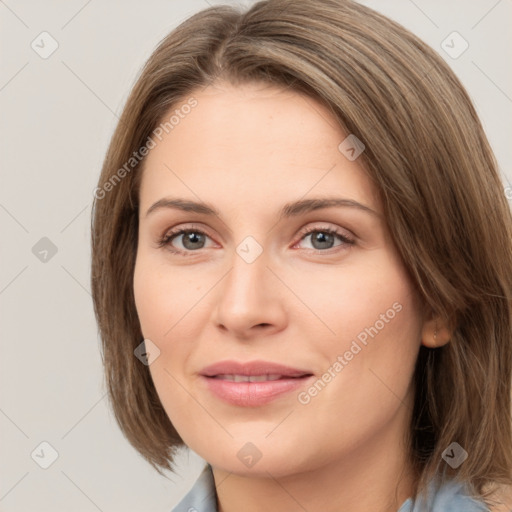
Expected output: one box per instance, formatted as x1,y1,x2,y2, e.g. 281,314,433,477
133,81,451,512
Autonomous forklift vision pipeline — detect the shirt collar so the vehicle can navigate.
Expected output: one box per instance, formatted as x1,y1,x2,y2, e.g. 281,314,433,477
172,464,218,512
172,463,489,512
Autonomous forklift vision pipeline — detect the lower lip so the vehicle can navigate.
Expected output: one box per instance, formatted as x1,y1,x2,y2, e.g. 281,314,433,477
201,375,313,407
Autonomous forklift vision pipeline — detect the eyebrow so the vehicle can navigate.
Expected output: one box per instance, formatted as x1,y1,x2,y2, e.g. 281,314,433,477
145,197,381,220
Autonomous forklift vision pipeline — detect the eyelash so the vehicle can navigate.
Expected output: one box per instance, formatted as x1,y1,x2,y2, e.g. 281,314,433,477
156,225,355,257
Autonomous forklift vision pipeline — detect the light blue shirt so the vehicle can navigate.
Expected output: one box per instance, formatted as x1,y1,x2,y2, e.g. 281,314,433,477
172,464,490,511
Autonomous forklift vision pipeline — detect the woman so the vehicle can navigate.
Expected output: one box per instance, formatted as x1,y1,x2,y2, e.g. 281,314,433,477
91,0,512,510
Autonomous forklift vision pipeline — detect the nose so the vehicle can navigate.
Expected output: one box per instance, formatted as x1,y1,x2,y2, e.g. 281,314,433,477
212,246,287,339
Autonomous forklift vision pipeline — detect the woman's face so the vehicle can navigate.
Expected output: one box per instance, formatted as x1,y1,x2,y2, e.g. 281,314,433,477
133,81,425,477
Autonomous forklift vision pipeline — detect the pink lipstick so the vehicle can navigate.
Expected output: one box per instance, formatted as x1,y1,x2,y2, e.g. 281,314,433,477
200,360,314,407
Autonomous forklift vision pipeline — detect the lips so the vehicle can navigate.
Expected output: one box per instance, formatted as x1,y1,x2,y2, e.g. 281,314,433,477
212,374,283,382
201,360,312,378
200,360,314,407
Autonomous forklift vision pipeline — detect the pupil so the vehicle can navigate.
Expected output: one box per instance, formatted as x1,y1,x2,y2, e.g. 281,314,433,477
313,232,333,250
183,232,204,250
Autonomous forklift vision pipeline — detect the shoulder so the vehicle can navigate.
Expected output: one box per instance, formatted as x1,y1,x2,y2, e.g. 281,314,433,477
431,479,489,512
401,478,491,512
483,483,512,512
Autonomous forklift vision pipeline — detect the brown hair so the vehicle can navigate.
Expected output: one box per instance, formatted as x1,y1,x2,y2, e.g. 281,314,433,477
90,0,512,507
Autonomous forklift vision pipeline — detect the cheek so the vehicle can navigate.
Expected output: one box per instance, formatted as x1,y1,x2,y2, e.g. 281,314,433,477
291,272,421,459
304,250,422,391
316,258,421,406
133,251,189,338
133,255,198,428
291,250,420,348
133,252,158,332
133,250,205,376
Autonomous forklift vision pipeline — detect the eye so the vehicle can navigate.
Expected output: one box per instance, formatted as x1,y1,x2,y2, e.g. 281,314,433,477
294,226,355,252
157,227,213,255
156,224,355,256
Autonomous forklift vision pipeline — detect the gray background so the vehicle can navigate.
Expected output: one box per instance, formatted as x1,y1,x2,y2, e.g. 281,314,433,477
1,0,511,510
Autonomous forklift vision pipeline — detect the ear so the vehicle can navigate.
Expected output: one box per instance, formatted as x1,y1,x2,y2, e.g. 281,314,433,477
421,313,454,348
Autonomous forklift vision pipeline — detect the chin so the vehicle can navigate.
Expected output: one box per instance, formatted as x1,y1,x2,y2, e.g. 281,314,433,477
190,431,322,478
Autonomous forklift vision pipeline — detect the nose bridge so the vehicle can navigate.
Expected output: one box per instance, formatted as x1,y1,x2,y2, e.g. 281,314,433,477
213,237,285,334
222,241,270,310
222,227,269,294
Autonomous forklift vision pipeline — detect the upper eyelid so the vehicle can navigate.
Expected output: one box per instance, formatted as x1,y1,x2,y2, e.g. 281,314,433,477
163,222,349,236
164,223,217,242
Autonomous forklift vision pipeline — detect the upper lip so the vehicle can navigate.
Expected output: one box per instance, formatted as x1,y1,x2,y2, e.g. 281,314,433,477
200,360,313,378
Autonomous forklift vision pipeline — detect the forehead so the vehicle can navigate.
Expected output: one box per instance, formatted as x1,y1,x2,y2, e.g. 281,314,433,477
139,81,380,216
